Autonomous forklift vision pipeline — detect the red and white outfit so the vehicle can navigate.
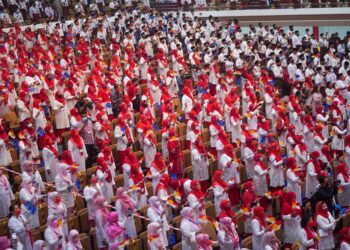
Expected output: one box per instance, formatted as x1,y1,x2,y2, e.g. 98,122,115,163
68,129,88,172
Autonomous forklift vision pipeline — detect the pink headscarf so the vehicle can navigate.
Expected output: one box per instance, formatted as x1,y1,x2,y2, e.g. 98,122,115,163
106,212,125,242
21,178,33,192
115,187,135,214
47,215,62,235
147,222,165,248
148,196,163,215
57,162,73,185
48,191,66,214
180,207,201,229
95,196,108,224
67,229,82,250
0,236,10,250
219,217,240,248
196,233,211,250
33,240,46,250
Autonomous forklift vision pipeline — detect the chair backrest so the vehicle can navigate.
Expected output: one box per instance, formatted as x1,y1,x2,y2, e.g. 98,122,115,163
139,231,148,250
241,235,252,249
183,150,191,168
0,218,9,237
205,202,216,219
202,220,217,241
114,174,124,188
80,233,92,250
172,242,182,250
77,208,90,234
39,202,48,226
67,215,80,232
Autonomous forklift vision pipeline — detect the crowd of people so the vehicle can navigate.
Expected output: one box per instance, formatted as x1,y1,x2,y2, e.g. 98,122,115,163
0,5,349,250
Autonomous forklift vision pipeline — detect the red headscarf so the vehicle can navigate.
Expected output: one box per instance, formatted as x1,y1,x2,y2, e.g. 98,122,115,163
281,192,300,216
115,187,135,214
195,138,207,156
315,201,329,221
218,130,230,145
224,144,235,158
337,163,349,182
219,200,236,221
189,180,204,200
253,206,266,228
155,174,171,195
152,153,166,172
212,170,228,189
70,128,84,150
61,150,74,165
309,151,321,175
339,227,350,246
97,157,112,183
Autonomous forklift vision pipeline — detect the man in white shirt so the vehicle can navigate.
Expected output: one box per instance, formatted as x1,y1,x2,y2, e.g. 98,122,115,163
44,5,54,19
13,8,24,23
29,3,40,21
292,30,302,49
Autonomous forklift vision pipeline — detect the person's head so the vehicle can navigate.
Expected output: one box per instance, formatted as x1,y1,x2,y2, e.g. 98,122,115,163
88,173,97,185
33,239,47,250
300,213,314,228
68,229,80,244
318,175,329,187
9,204,20,217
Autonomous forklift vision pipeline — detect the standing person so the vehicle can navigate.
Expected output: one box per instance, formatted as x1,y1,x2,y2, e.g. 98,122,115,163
95,196,109,250
149,153,168,194
286,157,302,203
143,128,157,169
212,170,229,216
191,138,209,193
47,192,68,238
68,128,88,172
253,153,268,197
52,91,70,139
42,137,59,182
147,222,166,250
114,115,133,171
167,127,184,178
299,213,319,250
96,157,114,203
252,206,267,250
114,187,137,239
267,142,284,191
44,215,67,250
263,231,281,250
217,217,240,250
128,164,147,209
78,114,96,169
106,212,125,249
188,180,206,218
19,178,40,230
281,192,301,247
83,173,101,227
0,168,14,217
306,151,321,199
55,151,75,215
315,201,336,250
196,233,212,250
33,240,46,250
66,230,83,250
0,126,12,167
180,207,202,250
8,205,32,250
336,163,350,207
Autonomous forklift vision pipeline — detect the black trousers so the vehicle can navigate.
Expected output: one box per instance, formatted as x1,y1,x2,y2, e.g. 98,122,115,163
85,144,99,169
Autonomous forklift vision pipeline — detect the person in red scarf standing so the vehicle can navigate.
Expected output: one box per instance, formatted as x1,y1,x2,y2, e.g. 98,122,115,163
188,180,206,219
128,164,147,210
209,116,222,159
251,206,267,250
242,181,258,236
286,157,302,203
182,86,194,120
281,192,301,248
212,170,229,217
114,115,134,172
191,138,209,193
218,216,240,250
253,153,269,203
336,163,350,207
306,151,322,199
94,196,109,250
267,142,284,191
299,213,319,250
96,157,114,203
243,137,256,180
42,137,59,182
315,201,336,250
68,128,87,172
18,129,33,169
94,112,110,145
167,127,184,178
143,127,157,169
150,153,168,193
339,227,350,250
218,199,236,222
216,130,230,161
97,145,116,188
0,125,12,167
155,174,172,222
220,144,241,205
52,91,70,140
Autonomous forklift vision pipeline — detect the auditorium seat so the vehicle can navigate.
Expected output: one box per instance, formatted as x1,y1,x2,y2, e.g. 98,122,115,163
135,214,143,235
177,123,186,137
67,215,80,232
77,171,87,188
172,215,182,241
172,98,181,112
75,195,86,212
77,208,90,234
38,202,48,225
146,182,153,199
4,111,20,129
241,236,252,249
272,195,281,216
205,201,216,219
236,213,245,236
239,165,248,184
9,160,21,175
209,159,218,178
80,233,92,250
0,218,9,237
89,228,98,250
30,228,43,242
14,175,22,192
114,174,124,188
62,131,71,150
126,238,142,250
202,220,217,241
139,231,148,250
173,242,182,250
184,166,193,180
180,136,186,151
183,150,191,168
9,147,18,161
140,205,150,230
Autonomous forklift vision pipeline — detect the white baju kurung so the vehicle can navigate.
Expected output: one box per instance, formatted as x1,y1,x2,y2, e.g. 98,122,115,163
8,215,32,250
252,218,265,250
317,213,335,250
191,148,209,182
68,140,88,172
0,175,14,217
42,147,58,182
0,138,12,166
305,161,319,199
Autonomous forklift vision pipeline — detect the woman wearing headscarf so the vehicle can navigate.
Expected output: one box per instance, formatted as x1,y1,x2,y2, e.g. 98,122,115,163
147,196,169,248
147,222,166,250
33,240,47,250
313,124,329,153
115,187,137,238
243,137,256,180
339,227,350,250
114,115,134,171
0,167,14,217
8,204,32,250
122,148,139,190
48,192,68,238
97,145,116,187
331,118,347,156
212,170,229,216
209,116,221,157
19,177,41,229
242,180,258,234
69,107,81,129
293,135,309,170
191,138,209,193
218,217,240,250
196,233,212,250
83,173,102,227
299,213,319,250
18,129,33,168
66,230,82,250
267,142,284,191
218,199,236,222
180,207,202,250
94,112,110,144
167,127,184,178
188,180,206,218
44,214,67,250
95,196,109,249
286,157,302,203
253,153,268,197
21,160,45,195
345,134,350,173
0,126,11,167
230,107,242,144
52,91,70,137
55,151,75,215
315,106,329,138
150,152,167,192
263,231,280,250
128,164,147,209
251,206,266,250
264,84,274,119
96,157,114,203
281,192,301,246
187,121,201,150
315,201,336,250
68,128,88,172
220,144,241,205
106,212,125,249
143,128,157,169
336,163,350,207
182,86,194,119
305,151,321,199
42,136,59,182
216,129,230,161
